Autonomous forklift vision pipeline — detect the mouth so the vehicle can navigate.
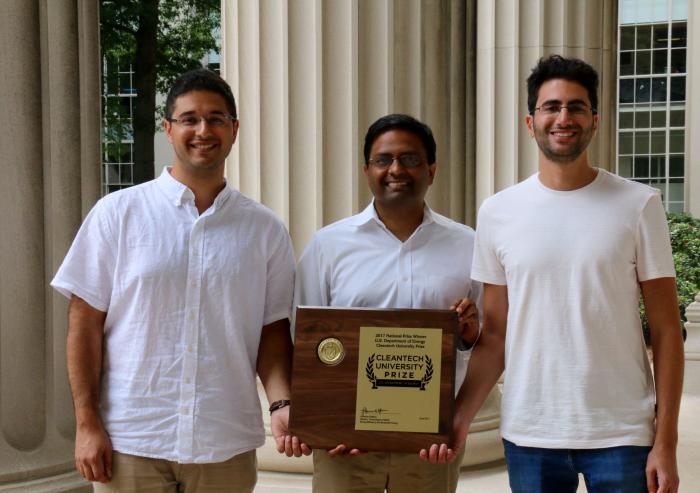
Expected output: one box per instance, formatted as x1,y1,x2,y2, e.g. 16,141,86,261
189,141,219,152
549,128,578,140
385,180,412,190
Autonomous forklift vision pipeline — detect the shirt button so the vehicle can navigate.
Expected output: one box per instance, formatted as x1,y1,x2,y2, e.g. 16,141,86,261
188,313,195,322
192,248,199,256
187,345,193,352
190,280,197,288
184,377,191,384
181,407,189,415
402,277,409,282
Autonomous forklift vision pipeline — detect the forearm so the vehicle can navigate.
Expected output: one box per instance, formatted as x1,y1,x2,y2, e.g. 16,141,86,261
650,330,684,446
257,318,294,402
67,296,107,426
455,283,507,424
455,328,505,423
642,277,685,447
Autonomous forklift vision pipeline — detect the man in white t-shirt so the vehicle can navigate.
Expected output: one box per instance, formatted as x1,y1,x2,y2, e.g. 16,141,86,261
295,114,481,492
51,69,309,492
425,56,684,493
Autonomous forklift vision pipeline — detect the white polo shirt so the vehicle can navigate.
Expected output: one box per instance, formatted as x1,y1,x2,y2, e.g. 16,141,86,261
471,169,675,448
51,168,295,463
294,202,482,392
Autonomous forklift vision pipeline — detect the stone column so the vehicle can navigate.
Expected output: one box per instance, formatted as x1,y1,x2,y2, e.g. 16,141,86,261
475,0,617,206
0,1,100,491
222,0,478,249
684,292,700,395
222,0,503,474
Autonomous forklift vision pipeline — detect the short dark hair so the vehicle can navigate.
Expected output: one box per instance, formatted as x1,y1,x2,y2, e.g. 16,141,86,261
363,114,436,165
526,55,599,115
165,69,237,119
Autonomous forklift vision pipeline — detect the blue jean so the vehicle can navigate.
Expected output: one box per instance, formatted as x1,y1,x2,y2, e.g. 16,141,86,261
503,439,651,493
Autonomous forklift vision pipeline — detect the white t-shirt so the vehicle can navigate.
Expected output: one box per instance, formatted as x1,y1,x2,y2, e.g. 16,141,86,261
295,202,482,392
471,169,675,448
51,168,295,463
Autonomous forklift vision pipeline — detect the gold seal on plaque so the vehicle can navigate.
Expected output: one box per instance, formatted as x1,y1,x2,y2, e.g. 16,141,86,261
317,337,345,366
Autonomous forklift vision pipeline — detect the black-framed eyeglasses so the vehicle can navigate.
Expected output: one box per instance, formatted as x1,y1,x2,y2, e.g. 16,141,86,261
368,153,424,168
167,115,237,128
533,103,597,117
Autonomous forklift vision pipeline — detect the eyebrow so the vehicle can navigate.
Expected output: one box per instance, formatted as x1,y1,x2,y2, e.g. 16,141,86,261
540,98,588,105
174,110,228,117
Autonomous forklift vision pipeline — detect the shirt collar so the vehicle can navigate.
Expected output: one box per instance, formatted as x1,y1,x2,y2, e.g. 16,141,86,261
348,200,438,228
155,167,232,209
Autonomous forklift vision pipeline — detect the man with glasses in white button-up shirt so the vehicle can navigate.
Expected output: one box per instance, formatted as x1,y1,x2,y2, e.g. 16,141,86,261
52,69,309,492
295,114,481,493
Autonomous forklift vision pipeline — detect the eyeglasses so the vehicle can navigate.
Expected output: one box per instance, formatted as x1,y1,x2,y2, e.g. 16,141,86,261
533,103,597,117
167,115,237,128
368,153,424,168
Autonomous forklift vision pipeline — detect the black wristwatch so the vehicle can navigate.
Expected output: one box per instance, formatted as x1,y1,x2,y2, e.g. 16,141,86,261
269,399,291,414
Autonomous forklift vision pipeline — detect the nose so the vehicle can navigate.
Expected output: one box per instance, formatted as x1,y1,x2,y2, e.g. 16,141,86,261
554,106,574,125
388,158,404,174
194,118,213,133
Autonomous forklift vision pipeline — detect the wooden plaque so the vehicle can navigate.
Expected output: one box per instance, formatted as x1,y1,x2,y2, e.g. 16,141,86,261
290,306,457,453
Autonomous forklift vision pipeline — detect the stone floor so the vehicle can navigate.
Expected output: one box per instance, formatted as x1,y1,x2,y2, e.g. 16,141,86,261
255,393,700,492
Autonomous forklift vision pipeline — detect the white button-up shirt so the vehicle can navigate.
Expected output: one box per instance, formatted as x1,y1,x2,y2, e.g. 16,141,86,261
294,202,481,391
51,169,295,463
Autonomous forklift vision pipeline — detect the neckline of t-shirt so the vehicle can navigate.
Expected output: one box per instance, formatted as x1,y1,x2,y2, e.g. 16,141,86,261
533,167,606,196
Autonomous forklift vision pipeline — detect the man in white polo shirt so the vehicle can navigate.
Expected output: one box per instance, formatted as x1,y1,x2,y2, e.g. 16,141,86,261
295,114,481,493
435,55,684,493
52,69,308,492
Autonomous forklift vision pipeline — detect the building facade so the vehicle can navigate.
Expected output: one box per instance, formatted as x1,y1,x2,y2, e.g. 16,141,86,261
617,0,689,212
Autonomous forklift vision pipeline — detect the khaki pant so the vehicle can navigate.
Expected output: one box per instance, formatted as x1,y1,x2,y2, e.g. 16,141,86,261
312,448,465,493
93,450,257,493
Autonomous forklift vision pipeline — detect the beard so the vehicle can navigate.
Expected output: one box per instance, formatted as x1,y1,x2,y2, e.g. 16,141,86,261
533,122,595,164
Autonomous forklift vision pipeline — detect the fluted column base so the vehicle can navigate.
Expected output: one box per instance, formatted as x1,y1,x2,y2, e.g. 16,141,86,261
0,471,88,493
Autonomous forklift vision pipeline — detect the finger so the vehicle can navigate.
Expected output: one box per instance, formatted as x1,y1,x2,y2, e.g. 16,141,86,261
646,467,658,493
93,455,108,483
292,436,302,457
285,435,294,457
104,447,113,480
82,459,96,482
656,475,668,493
446,448,456,462
327,444,346,457
438,443,448,464
429,443,439,463
465,304,478,319
301,443,312,455
348,448,363,456
77,463,88,481
419,449,428,461
274,435,285,453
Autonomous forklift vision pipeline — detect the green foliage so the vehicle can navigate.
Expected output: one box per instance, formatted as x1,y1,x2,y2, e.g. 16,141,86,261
641,212,700,343
100,0,220,162
101,0,219,93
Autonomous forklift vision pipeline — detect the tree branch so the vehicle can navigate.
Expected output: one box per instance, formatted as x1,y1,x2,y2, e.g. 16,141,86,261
101,19,137,37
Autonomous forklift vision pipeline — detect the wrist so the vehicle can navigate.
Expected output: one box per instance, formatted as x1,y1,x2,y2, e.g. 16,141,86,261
75,407,102,428
269,399,291,414
653,436,678,450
